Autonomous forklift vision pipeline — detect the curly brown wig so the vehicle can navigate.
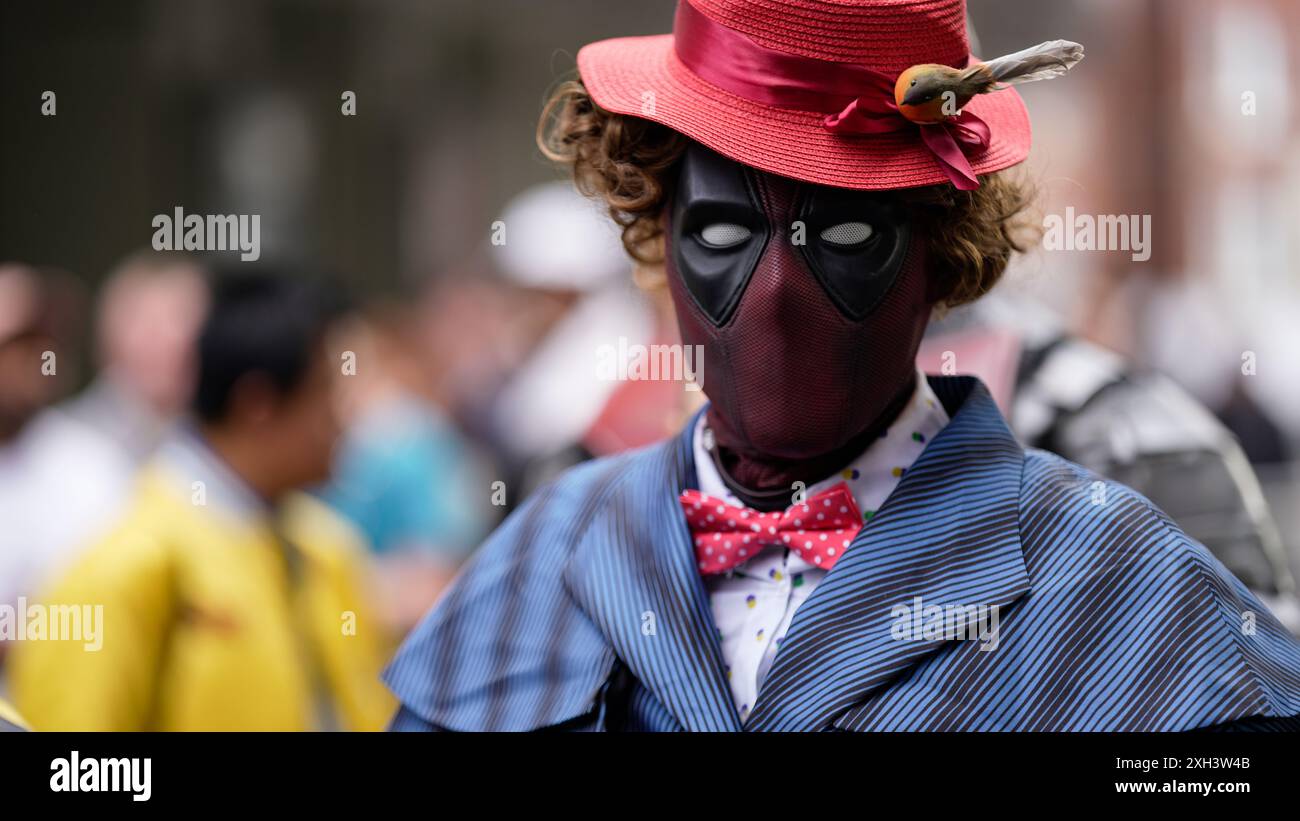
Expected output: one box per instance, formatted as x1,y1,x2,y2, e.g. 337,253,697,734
538,78,1038,308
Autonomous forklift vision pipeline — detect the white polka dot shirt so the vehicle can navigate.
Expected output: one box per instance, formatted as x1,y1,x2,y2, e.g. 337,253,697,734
693,370,951,723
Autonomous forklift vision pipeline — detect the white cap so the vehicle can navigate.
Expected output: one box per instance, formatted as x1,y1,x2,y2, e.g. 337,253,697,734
492,181,629,291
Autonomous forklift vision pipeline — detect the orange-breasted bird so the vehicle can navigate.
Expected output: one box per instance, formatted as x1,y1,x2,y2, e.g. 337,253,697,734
895,39,1084,124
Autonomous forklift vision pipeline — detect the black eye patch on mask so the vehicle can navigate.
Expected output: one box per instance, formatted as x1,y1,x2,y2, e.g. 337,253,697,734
795,185,913,321
670,143,913,326
670,145,770,326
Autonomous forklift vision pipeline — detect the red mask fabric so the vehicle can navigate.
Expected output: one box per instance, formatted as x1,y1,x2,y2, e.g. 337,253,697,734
666,143,934,503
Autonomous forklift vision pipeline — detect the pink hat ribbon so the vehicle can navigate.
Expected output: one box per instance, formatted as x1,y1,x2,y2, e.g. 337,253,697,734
672,0,990,190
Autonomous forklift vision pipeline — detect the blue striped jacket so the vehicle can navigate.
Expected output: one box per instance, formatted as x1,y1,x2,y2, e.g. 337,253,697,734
384,376,1300,731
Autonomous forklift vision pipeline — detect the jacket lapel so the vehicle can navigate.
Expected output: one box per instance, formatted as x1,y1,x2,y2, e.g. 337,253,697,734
565,411,743,732
746,377,1031,732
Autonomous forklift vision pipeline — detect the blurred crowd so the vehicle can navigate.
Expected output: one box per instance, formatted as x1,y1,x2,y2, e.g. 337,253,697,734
0,183,703,730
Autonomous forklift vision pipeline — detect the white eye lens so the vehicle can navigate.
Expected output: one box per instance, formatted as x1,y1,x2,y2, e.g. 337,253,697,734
698,223,752,248
819,221,873,245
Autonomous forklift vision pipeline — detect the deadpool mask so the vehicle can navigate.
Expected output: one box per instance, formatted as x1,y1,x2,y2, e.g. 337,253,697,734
666,143,936,501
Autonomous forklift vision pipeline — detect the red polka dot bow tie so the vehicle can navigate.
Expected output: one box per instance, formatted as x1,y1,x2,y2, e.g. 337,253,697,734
679,482,864,575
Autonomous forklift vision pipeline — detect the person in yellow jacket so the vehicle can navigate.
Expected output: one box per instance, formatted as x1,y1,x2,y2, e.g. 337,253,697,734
8,268,394,731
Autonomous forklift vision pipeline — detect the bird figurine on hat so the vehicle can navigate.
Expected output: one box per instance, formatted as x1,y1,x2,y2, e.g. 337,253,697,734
895,39,1085,124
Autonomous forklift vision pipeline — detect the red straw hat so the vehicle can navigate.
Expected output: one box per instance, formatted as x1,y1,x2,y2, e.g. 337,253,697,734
577,0,1031,191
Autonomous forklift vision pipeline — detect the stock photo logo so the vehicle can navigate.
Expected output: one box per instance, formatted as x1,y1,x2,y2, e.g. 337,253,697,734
1041,206,1152,262
0,598,103,652
49,751,151,802
595,337,705,391
152,207,261,261
890,596,1001,652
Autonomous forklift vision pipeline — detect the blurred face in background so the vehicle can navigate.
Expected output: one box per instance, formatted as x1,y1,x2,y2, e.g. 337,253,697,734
218,341,342,497
330,310,425,425
0,266,70,440
416,276,576,413
98,257,209,414
273,341,342,490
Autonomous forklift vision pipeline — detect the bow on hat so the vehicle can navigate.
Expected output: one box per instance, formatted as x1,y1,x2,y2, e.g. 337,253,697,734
820,70,993,191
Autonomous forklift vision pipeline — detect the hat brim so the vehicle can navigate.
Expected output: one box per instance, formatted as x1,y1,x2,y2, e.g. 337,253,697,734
577,34,1031,191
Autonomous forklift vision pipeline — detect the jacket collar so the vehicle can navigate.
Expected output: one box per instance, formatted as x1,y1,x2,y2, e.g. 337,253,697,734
747,376,1029,730
155,426,273,523
565,409,742,731
567,375,1028,732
